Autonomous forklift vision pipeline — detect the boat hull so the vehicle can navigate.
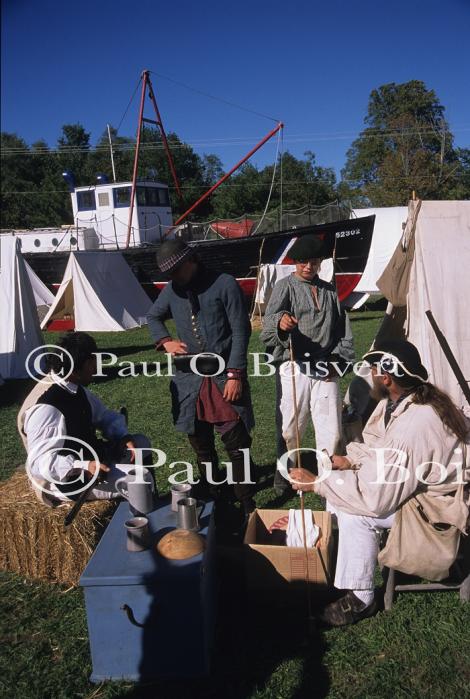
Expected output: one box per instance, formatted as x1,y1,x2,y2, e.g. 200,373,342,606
24,215,375,303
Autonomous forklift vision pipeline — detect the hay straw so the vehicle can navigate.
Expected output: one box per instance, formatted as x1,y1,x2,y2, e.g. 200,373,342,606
0,471,117,587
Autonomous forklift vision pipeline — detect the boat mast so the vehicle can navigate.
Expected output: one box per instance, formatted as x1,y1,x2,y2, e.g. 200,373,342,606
125,70,183,248
126,69,283,244
107,124,117,182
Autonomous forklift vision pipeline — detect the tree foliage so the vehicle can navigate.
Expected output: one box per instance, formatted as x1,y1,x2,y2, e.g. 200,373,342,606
1,125,337,228
341,80,468,205
2,80,468,229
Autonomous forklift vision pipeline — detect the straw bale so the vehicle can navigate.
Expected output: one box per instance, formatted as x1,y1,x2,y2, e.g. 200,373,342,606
0,471,117,587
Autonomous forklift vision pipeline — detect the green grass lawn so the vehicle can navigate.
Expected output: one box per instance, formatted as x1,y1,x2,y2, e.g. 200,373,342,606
1,312,469,699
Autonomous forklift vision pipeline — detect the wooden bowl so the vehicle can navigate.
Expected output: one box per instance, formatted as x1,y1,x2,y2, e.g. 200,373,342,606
156,528,205,560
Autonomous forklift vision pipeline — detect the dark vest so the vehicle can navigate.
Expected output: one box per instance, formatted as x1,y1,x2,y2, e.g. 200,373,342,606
37,384,101,460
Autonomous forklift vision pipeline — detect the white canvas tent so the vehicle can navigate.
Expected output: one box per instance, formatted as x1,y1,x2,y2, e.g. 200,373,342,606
25,261,55,307
377,199,470,411
0,235,43,379
41,251,152,332
344,207,407,309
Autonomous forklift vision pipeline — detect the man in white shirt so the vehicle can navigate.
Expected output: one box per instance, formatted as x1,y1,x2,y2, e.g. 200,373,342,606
18,332,151,505
288,340,469,626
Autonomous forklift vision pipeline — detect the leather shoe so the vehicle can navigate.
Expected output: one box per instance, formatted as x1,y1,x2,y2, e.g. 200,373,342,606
318,591,378,627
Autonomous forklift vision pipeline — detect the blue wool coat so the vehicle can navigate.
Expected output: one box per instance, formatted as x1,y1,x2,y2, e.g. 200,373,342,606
147,267,255,435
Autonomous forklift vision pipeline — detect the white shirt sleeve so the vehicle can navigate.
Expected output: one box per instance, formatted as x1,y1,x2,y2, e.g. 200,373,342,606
84,388,128,440
24,404,89,484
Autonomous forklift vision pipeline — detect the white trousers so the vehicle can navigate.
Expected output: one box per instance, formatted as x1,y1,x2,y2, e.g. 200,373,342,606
279,361,342,456
330,505,396,590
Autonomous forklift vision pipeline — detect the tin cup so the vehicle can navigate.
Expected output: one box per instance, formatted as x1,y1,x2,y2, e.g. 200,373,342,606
177,497,205,532
124,516,150,552
171,483,192,512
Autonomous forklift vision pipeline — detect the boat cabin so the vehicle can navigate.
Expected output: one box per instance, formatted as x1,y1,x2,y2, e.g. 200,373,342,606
71,179,174,249
3,179,175,254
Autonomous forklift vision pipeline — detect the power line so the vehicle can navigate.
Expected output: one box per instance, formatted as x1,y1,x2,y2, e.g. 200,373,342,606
3,127,469,156
149,70,280,124
3,172,468,196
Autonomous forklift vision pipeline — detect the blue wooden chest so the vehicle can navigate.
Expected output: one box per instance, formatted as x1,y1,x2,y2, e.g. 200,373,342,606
80,500,216,682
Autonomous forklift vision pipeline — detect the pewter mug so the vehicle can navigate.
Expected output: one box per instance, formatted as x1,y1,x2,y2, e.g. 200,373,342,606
171,483,192,512
177,497,205,531
115,467,155,515
124,516,150,552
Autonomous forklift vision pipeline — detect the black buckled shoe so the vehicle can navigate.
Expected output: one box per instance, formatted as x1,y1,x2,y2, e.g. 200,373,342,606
318,591,378,627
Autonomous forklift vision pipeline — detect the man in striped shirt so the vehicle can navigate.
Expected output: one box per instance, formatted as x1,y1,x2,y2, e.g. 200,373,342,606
261,235,354,492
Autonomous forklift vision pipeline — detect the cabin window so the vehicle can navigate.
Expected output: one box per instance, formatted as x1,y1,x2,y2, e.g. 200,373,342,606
70,236,77,245
34,239,41,247
144,187,159,207
136,187,147,206
136,186,170,207
52,238,59,247
158,188,170,206
113,187,131,207
112,186,170,208
77,190,96,211
98,192,110,207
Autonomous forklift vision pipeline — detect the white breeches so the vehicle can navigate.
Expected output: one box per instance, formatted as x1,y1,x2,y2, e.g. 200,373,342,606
329,505,396,590
279,361,342,456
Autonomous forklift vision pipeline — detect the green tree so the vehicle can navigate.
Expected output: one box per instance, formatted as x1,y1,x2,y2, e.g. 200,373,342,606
30,140,71,226
341,80,463,205
0,133,37,228
211,151,337,220
57,123,92,186
89,125,134,183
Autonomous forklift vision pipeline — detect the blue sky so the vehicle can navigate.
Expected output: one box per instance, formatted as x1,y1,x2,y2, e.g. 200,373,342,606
2,0,469,178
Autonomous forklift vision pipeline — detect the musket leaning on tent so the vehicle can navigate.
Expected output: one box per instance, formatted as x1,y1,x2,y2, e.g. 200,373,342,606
425,310,470,410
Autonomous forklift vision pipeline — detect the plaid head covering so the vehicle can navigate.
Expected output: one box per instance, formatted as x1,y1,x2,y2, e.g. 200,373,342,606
157,239,193,273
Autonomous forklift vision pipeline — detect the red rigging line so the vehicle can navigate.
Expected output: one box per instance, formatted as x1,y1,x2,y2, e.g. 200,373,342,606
126,70,183,248
126,70,283,247
167,121,284,235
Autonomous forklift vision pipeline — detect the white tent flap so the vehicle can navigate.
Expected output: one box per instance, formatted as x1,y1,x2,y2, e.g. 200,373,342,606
25,260,55,307
352,207,407,295
406,201,470,409
0,235,43,379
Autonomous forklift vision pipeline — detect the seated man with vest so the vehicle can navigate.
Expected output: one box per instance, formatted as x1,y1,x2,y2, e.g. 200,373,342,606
288,340,470,626
18,332,152,506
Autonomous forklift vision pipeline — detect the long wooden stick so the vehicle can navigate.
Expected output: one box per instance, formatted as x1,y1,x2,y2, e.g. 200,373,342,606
289,335,313,623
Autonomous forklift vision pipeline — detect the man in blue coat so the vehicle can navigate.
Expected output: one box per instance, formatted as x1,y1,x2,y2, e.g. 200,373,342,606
147,240,256,517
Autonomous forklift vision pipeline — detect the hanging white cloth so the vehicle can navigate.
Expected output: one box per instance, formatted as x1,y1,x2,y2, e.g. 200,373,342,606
286,508,320,548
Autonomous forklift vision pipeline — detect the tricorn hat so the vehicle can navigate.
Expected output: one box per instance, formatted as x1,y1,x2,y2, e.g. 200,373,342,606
288,234,325,261
157,239,193,273
363,339,428,384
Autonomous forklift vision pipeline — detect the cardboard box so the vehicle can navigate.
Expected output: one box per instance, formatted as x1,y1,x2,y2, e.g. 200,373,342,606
244,509,334,590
